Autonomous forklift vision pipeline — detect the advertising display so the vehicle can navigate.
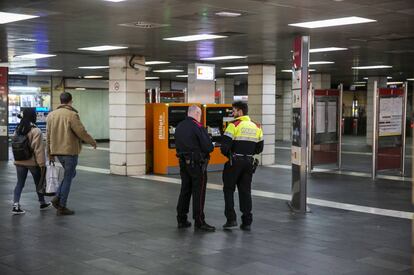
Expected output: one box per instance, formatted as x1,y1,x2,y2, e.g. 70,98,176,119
196,65,214,80
0,67,8,161
379,96,403,136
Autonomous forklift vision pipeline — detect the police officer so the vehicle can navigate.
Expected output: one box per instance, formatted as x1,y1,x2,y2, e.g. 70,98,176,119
220,101,263,231
175,105,215,232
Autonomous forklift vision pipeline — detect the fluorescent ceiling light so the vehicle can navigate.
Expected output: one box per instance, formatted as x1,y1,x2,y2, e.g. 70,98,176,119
14,53,56,60
78,66,109,69
84,75,103,79
387,76,392,79
13,38,37,42
153,69,183,73
103,0,127,2
354,81,366,84
387,81,403,85
163,34,227,42
363,77,368,80
352,65,392,70
309,47,347,53
353,84,366,87
201,55,247,61
407,78,414,81
226,72,248,75
176,75,188,78
78,45,128,51
145,61,170,65
0,12,39,24
221,66,248,70
309,61,334,65
289,16,376,29
36,69,62,72
75,88,86,90
281,69,316,72
215,11,242,17
145,77,160,80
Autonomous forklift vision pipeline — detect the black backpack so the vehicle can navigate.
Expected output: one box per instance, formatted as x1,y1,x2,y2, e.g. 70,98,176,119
12,126,34,161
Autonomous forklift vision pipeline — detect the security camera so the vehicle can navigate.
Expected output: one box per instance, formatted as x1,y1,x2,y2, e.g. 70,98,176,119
132,63,150,71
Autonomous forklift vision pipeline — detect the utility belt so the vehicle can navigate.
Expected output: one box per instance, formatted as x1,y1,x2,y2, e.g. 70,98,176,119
230,153,259,174
177,152,209,168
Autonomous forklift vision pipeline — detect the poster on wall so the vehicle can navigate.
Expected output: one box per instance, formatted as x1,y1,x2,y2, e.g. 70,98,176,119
327,101,337,133
379,97,403,136
315,101,326,134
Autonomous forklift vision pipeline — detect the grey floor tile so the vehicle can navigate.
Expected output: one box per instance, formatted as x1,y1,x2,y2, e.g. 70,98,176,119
357,256,411,272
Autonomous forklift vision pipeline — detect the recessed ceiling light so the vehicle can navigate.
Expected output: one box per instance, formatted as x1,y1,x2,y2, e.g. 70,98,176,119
176,75,188,78
163,34,227,42
387,82,403,85
78,66,109,69
309,47,347,53
225,72,248,75
352,65,392,70
309,61,334,65
14,53,56,60
145,61,170,65
215,11,242,17
36,69,62,72
84,75,103,79
0,12,39,24
281,69,316,72
221,66,249,70
289,16,376,29
153,69,184,73
145,77,160,80
201,56,247,61
78,45,128,51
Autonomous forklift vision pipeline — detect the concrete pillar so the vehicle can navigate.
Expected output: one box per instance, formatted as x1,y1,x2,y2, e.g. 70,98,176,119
216,78,234,104
311,74,331,89
160,79,171,91
275,80,292,141
187,63,215,104
109,55,146,176
366,77,387,146
248,65,276,165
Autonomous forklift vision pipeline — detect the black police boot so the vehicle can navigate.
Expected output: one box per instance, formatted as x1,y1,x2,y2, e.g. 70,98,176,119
222,220,238,230
195,222,216,232
177,221,192,229
240,224,251,231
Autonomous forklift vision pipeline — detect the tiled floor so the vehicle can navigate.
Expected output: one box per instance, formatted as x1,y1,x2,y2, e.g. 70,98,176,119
0,139,412,274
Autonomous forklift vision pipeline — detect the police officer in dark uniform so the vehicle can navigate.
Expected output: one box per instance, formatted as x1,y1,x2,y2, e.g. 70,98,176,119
175,105,215,232
220,101,263,231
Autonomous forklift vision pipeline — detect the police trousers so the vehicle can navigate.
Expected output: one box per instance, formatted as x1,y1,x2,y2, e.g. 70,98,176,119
222,158,253,225
176,160,207,226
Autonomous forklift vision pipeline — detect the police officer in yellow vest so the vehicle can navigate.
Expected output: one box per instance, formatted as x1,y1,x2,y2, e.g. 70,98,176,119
220,101,263,231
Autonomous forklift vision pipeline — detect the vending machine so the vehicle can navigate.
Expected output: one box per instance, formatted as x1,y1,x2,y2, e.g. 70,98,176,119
153,103,200,174
202,104,233,170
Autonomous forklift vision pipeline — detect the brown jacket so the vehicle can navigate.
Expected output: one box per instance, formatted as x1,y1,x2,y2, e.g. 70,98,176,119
14,125,46,167
46,104,96,156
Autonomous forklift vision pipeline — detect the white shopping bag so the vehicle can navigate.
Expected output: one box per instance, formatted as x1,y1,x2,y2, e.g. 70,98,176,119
45,162,64,195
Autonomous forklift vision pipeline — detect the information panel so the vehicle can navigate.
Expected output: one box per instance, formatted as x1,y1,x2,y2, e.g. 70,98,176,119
379,97,402,136
0,67,8,161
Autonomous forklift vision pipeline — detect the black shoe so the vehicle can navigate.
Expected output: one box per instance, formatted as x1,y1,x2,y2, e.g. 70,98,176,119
240,224,251,231
51,197,60,209
222,220,238,230
40,202,52,210
177,221,192,229
11,205,25,215
195,222,216,232
57,207,75,216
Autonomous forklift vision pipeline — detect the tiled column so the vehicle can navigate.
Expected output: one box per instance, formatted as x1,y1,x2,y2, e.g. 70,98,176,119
109,55,146,176
275,80,292,141
216,78,235,104
248,65,276,165
366,77,387,146
311,74,331,89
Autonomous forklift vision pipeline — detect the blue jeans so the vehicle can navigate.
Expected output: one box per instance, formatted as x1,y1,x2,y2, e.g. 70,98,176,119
56,155,78,207
14,165,46,204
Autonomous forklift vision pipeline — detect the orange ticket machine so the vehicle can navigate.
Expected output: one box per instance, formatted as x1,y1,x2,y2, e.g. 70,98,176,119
202,104,233,171
153,103,200,174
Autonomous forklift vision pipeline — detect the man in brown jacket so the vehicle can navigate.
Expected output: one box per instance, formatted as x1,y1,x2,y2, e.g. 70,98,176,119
47,92,96,215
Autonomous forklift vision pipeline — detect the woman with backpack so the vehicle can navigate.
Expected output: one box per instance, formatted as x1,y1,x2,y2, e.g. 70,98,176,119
12,108,51,214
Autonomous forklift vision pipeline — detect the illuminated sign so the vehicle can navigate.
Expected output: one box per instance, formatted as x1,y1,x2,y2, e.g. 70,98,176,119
196,65,214,80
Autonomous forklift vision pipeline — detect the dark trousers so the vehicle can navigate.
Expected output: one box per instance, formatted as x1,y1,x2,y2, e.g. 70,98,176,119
176,160,207,226
222,159,253,225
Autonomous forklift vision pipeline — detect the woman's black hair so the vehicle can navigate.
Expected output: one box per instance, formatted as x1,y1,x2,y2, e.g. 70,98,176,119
17,108,37,135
